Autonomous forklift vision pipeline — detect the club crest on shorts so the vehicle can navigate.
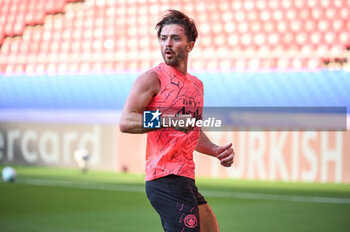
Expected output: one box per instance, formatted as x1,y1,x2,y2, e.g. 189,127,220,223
143,109,161,128
184,214,198,228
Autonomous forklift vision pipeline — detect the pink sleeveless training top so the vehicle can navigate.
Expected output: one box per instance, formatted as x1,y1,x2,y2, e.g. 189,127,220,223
145,63,204,181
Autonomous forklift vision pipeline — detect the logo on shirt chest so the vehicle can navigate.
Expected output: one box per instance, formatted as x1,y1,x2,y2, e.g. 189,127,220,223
182,98,200,107
174,98,202,120
176,106,202,121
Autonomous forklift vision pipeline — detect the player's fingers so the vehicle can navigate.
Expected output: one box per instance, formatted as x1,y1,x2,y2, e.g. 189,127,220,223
216,143,232,154
219,148,235,167
221,153,234,165
221,159,233,167
184,126,194,133
217,148,234,160
217,148,232,161
220,154,234,163
175,125,191,133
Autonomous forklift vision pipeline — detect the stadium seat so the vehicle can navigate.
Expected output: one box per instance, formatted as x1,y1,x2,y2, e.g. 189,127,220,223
0,0,349,72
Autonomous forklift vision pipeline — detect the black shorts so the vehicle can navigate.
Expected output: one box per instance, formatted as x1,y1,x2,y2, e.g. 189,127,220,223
145,175,207,232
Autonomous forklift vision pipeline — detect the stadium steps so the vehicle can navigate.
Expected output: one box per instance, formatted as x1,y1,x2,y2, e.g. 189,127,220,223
0,0,85,48
0,0,349,73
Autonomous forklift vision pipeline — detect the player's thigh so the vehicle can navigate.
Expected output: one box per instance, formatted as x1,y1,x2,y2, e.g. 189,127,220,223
199,203,220,232
146,175,200,231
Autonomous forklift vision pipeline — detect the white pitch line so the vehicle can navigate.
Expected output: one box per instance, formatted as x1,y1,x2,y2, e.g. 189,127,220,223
18,178,145,193
201,190,350,205
16,178,350,205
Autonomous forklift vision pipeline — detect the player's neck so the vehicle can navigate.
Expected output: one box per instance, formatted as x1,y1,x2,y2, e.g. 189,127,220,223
175,63,187,75
171,58,188,75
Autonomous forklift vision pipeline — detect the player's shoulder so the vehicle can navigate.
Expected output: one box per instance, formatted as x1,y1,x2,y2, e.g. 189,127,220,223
133,68,160,93
138,68,159,82
188,72,203,87
140,63,164,80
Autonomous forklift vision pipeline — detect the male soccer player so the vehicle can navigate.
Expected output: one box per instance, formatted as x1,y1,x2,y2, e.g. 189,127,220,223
119,10,235,232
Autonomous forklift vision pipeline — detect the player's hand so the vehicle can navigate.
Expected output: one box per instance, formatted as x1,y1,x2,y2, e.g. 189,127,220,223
169,114,194,133
216,143,235,167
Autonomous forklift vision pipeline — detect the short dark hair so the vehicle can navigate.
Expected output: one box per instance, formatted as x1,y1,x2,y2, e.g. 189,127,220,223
155,9,198,43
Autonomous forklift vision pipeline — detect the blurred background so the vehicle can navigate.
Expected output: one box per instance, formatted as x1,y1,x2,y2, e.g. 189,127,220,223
1,1,350,231
0,0,350,183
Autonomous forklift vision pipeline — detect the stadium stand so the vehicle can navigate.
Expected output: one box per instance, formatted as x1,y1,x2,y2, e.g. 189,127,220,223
0,0,349,73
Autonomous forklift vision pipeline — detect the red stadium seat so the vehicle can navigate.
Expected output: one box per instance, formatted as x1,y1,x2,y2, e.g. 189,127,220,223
0,0,349,72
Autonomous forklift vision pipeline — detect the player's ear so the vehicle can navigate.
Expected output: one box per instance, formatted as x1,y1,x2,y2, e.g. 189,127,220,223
186,41,195,52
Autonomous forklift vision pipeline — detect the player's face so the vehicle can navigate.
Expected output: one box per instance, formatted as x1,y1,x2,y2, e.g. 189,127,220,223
159,24,193,66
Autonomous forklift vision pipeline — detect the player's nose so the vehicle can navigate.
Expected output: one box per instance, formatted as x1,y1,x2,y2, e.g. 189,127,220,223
165,38,172,47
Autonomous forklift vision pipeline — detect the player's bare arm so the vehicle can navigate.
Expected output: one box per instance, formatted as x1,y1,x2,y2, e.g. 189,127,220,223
119,70,160,133
119,71,193,134
195,129,235,167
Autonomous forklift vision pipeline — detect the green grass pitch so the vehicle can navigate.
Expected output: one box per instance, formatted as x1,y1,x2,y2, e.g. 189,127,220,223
1,165,349,232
